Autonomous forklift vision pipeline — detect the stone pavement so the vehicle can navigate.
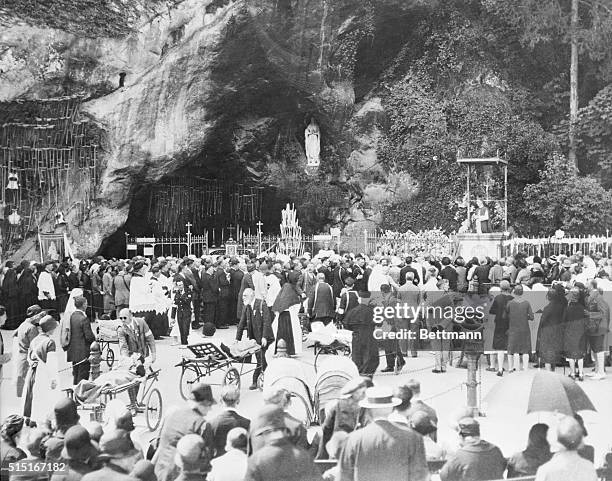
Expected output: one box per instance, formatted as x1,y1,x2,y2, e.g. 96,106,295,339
1,326,610,465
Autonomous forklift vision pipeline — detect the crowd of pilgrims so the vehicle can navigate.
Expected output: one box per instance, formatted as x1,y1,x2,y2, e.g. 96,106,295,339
1,247,612,481
0,374,611,481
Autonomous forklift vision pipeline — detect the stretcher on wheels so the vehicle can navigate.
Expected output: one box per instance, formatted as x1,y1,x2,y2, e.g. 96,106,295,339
176,341,263,400
62,367,163,431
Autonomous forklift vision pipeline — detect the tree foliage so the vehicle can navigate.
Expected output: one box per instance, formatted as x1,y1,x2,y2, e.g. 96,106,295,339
522,153,612,234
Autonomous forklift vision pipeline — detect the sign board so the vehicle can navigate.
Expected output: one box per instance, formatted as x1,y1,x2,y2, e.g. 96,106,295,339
136,237,156,243
127,244,137,250
313,234,332,241
143,246,154,257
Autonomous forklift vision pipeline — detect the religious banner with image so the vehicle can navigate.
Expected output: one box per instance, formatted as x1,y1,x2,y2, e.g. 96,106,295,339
38,233,65,262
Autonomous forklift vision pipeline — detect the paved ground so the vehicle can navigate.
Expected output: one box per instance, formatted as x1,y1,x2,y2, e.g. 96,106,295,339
1,325,610,466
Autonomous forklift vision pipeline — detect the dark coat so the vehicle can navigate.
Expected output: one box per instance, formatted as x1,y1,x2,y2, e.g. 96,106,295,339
208,409,250,457
439,439,506,481
153,406,213,481
338,419,428,481
81,465,138,481
236,300,274,345
230,269,244,298
66,310,95,363
538,299,566,364
216,268,231,298
399,265,421,286
250,412,309,454
1,438,26,481
307,283,335,319
201,272,219,304
245,438,320,481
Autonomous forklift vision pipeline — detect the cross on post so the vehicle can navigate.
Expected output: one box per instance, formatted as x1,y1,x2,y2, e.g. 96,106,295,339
186,222,193,256
256,221,263,254
226,225,236,240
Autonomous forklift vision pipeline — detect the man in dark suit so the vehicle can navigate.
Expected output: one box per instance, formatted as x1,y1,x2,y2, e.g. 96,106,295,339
307,272,335,326
400,256,421,286
207,386,250,458
215,259,231,329
187,258,203,330
66,296,95,385
200,262,219,328
229,258,244,325
152,383,216,481
236,288,274,390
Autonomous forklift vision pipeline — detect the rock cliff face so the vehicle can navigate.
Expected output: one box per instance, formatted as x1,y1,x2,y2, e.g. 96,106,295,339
1,0,417,256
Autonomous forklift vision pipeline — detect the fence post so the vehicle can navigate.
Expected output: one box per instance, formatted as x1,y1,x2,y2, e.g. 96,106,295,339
363,229,368,255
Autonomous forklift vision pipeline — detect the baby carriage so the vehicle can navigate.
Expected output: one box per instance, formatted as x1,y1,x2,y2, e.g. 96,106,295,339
264,355,359,426
264,357,316,427
313,355,359,422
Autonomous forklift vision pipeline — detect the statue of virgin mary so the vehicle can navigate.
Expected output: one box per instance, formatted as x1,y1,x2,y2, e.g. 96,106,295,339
305,117,320,166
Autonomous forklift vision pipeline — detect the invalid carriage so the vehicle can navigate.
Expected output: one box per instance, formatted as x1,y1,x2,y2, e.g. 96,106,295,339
176,341,263,399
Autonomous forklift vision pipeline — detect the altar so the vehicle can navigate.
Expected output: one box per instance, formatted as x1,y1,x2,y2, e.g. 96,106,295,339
455,232,506,260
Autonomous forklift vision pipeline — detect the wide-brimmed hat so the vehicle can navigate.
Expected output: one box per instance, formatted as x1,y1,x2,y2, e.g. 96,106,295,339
189,383,216,405
562,259,572,268
61,425,98,461
251,405,287,436
359,387,402,409
39,315,58,333
340,378,367,398
458,417,480,437
98,429,138,459
54,398,79,426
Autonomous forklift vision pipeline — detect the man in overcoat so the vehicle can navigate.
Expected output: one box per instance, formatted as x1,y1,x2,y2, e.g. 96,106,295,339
66,296,95,385
236,288,274,390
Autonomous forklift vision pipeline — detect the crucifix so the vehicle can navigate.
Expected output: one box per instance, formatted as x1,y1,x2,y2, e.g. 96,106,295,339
186,222,192,256
226,224,236,241
256,221,263,254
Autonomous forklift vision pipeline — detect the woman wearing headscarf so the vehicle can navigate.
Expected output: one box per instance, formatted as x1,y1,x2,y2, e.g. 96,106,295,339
538,285,567,371
271,271,302,356
0,414,27,481
563,287,588,381
17,261,39,326
506,423,552,478
22,316,61,424
1,262,20,329
55,263,70,315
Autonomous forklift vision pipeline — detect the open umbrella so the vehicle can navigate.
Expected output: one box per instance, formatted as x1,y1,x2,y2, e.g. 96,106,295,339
484,370,596,417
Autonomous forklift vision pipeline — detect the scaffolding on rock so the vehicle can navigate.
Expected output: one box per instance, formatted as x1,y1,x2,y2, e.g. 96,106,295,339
0,95,99,255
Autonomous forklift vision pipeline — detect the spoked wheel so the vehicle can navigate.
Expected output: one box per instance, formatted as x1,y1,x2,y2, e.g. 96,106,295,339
145,388,162,431
223,368,240,389
179,366,200,400
106,346,115,368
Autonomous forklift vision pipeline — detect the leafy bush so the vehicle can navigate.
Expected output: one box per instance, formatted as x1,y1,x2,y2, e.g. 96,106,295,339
522,153,612,234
